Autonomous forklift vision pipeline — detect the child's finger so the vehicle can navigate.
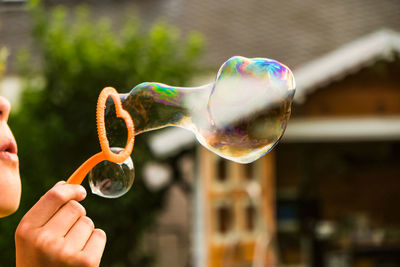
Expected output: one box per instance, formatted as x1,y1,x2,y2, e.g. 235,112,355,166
80,229,107,266
64,216,94,252
20,183,86,227
43,200,86,237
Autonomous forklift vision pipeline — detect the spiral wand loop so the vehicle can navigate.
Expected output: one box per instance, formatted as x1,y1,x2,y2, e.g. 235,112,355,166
66,87,135,185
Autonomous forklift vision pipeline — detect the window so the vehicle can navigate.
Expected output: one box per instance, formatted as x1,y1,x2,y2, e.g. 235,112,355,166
245,204,257,232
217,205,233,234
244,163,254,180
217,158,227,182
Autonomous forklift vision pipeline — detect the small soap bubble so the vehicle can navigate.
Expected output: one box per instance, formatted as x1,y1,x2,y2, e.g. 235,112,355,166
89,147,134,198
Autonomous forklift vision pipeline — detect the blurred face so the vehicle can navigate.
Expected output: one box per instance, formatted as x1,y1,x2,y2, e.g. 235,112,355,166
0,96,20,218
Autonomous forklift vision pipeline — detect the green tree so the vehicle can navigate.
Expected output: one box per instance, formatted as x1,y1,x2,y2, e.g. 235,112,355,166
0,1,203,266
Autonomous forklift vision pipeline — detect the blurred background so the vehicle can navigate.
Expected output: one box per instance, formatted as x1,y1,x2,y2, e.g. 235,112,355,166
1,0,400,266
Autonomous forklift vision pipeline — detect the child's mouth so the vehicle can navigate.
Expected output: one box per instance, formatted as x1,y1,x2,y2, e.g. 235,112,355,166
0,139,18,163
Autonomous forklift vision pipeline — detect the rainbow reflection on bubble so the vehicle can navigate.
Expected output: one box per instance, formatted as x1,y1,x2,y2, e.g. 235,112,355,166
205,56,295,163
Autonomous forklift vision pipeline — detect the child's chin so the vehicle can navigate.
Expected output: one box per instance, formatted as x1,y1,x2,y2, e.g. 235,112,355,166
0,172,21,218
0,202,20,218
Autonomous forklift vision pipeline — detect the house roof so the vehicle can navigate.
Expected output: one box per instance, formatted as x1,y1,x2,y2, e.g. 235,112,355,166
2,0,400,73
149,0,400,71
293,29,400,103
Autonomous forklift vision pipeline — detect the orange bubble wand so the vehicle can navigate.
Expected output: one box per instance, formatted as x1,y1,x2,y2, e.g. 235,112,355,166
66,87,135,185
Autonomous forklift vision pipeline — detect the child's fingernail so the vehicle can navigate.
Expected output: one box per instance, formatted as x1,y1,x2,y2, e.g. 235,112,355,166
78,186,87,198
55,181,66,186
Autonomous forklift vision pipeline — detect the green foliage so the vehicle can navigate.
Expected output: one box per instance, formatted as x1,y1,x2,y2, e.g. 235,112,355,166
0,1,203,266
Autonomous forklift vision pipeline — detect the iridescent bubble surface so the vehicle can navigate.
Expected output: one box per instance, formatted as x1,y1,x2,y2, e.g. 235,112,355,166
105,56,295,163
204,56,295,162
89,147,134,198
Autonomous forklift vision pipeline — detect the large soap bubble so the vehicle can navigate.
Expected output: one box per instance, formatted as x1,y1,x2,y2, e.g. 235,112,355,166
106,56,295,164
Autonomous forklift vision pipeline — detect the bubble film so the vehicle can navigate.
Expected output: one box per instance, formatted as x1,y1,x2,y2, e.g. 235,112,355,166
89,147,134,198
105,56,295,163
206,56,295,163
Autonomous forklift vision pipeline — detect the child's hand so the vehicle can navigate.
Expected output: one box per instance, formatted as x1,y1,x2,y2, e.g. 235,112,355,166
15,181,106,267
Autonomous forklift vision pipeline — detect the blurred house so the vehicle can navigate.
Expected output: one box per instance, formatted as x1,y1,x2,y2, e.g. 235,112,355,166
277,30,400,267
150,29,400,267
2,1,400,266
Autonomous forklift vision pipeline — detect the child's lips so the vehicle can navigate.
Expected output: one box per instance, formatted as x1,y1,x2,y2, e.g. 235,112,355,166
0,150,18,163
0,138,18,163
